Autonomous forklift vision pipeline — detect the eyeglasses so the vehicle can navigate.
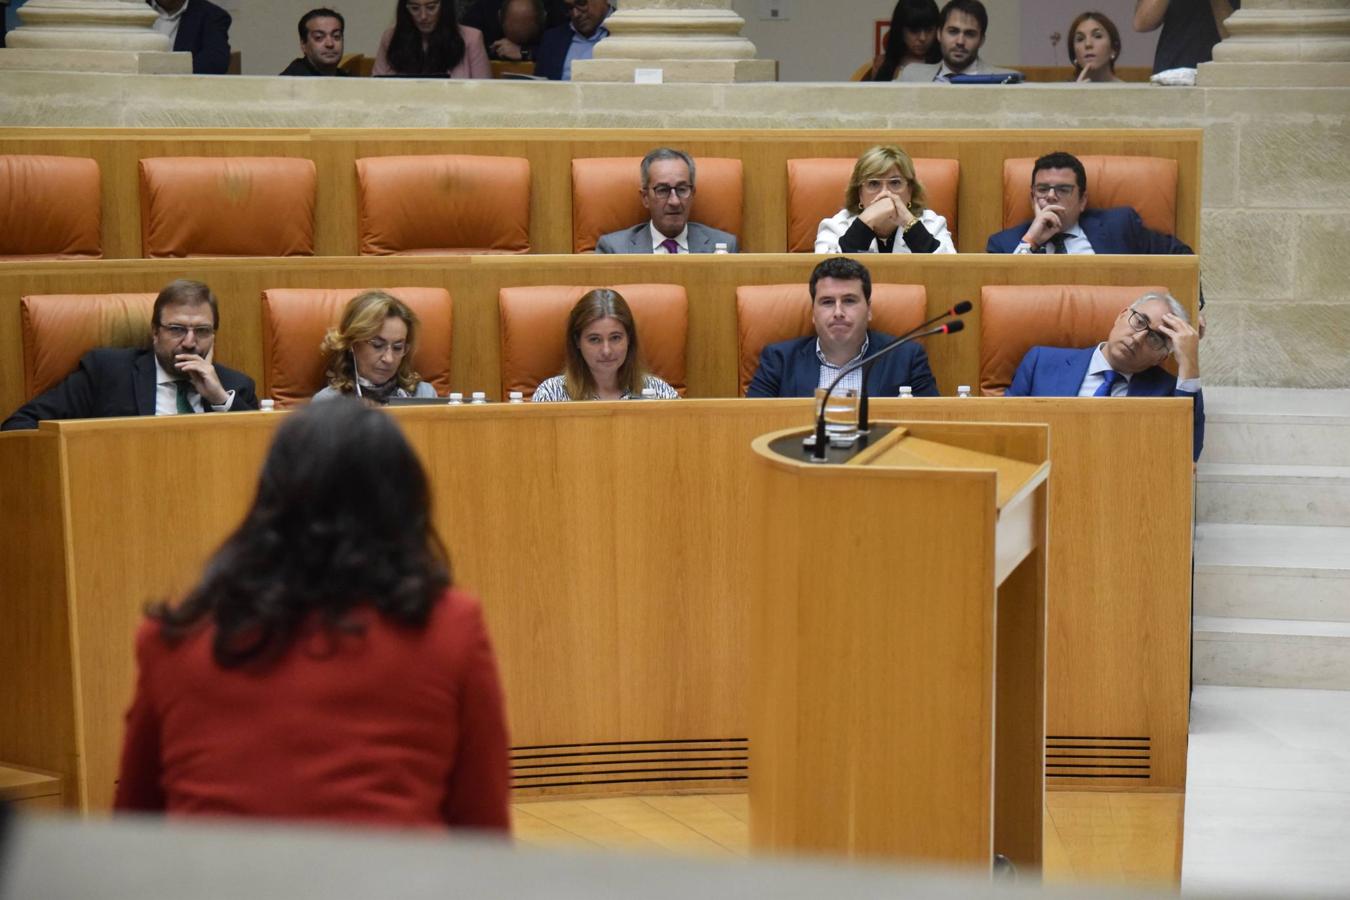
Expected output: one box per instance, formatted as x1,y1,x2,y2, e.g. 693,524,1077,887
1032,183,1077,199
649,184,693,200
362,338,408,356
1127,309,1169,352
158,324,215,341
861,177,907,194
405,1,440,15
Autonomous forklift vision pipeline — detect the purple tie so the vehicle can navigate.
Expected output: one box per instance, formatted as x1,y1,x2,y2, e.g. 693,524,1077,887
660,238,680,254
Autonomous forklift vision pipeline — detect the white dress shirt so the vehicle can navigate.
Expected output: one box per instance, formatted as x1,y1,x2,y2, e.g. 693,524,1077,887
649,223,689,253
1014,222,1094,255
149,0,189,46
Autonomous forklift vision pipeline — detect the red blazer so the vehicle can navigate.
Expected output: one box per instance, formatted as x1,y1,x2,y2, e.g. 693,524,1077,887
114,588,511,832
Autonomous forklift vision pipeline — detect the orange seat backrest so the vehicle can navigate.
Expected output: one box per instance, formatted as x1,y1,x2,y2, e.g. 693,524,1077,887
498,284,688,397
979,284,1170,396
735,283,928,396
786,158,960,253
20,293,157,399
138,157,317,258
571,157,743,253
356,155,531,256
260,287,453,407
0,155,102,260
1001,155,1178,235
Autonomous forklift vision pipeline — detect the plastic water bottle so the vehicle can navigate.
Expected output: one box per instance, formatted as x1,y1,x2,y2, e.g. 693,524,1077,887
470,391,488,405
640,387,657,400
713,242,729,254
508,390,524,404
897,386,913,398
447,392,464,405
259,399,276,411
957,385,972,398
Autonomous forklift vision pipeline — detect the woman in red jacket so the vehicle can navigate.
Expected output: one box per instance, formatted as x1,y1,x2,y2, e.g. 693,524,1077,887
114,400,511,832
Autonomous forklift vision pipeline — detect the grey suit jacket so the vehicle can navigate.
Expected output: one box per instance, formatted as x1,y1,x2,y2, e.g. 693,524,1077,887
595,221,739,254
898,59,1021,82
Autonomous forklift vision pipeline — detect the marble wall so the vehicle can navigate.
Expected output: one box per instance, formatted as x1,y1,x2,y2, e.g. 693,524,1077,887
0,73,1345,387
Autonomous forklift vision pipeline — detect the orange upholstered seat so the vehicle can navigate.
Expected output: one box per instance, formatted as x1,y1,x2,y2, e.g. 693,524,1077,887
260,287,453,407
20,293,157,399
785,158,960,253
735,283,928,396
355,155,531,255
138,157,317,258
979,284,1170,396
498,284,688,397
0,155,102,260
1001,155,1178,235
570,157,743,253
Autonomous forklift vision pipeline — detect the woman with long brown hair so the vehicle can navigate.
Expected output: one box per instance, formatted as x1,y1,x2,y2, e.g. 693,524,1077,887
531,289,678,401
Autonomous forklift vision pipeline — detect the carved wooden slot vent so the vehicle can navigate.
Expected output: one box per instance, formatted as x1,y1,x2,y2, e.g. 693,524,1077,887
510,738,749,794
1046,735,1152,783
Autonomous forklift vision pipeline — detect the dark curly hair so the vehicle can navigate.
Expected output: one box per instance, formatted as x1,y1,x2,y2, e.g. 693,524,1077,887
386,0,466,75
150,399,451,668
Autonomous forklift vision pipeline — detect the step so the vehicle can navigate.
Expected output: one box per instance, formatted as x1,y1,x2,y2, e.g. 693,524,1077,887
1202,388,1350,467
1193,616,1350,691
1196,463,1350,527
1195,524,1350,621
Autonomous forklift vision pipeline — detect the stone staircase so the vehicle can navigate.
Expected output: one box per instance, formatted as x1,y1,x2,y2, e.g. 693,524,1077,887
1193,388,1350,690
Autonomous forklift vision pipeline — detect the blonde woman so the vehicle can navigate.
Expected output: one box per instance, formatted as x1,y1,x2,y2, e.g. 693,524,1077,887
315,291,437,405
532,289,678,402
815,145,956,255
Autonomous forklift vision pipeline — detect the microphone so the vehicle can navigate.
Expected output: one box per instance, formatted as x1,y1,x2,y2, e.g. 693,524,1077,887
856,300,972,434
811,316,966,461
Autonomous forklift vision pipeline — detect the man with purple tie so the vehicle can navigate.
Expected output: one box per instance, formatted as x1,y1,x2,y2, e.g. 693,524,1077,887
1005,291,1204,460
594,148,739,254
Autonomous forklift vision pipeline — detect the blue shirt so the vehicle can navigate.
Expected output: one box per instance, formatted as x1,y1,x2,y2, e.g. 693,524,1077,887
561,20,609,81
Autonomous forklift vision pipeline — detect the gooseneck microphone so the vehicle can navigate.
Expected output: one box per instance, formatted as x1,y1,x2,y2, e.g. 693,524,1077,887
856,300,973,436
811,302,971,462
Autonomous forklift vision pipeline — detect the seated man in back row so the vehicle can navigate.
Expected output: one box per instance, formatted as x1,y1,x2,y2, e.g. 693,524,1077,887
987,150,1193,256
747,257,938,398
596,148,739,254
1006,291,1204,460
2,279,258,431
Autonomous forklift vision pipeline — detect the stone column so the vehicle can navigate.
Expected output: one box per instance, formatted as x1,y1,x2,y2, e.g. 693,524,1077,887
1200,0,1350,86
571,0,776,83
0,0,191,73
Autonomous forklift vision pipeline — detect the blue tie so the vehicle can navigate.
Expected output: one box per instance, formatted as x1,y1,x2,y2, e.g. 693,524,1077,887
1094,370,1120,397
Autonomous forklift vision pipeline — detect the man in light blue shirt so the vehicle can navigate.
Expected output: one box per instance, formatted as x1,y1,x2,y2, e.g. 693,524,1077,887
534,0,610,80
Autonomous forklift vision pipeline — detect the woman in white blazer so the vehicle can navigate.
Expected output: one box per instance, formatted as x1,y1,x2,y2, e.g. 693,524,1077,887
815,144,956,255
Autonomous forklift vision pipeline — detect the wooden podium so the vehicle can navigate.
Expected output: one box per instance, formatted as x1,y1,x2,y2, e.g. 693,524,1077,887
748,419,1050,870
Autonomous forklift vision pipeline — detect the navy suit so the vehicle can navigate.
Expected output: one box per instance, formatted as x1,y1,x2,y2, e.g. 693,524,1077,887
985,207,1193,256
747,330,938,399
533,24,572,80
2,347,258,431
1006,345,1204,460
154,0,232,75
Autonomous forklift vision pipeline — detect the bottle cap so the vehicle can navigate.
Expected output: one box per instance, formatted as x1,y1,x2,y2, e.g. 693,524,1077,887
259,399,275,411
449,391,463,401
471,391,487,401
508,390,523,401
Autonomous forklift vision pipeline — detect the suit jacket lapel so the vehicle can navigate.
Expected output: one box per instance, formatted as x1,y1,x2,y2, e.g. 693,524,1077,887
133,351,158,415
687,223,711,253
1060,347,1094,395
788,339,818,397
631,223,654,253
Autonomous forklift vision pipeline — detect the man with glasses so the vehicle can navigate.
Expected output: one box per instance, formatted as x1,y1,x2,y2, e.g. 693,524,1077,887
534,0,610,80
1005,291,1204,459
986,151,1194,255
595,148,739,254
2,279,258,430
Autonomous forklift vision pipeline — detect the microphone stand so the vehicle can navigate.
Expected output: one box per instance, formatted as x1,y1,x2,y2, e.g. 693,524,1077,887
858,301,973,435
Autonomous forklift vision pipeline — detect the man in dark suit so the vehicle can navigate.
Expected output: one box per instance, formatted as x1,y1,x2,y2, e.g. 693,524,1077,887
147,0,232,75
596,148,739,255
2,280,258,431
533,0,609,81
280,8,349,77
1006,291,1204,459
747,257,938,398
986,151,1193,256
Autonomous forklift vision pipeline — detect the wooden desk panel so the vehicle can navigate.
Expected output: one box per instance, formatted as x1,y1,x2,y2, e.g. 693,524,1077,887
0,254,1201,420
0,398,1192,811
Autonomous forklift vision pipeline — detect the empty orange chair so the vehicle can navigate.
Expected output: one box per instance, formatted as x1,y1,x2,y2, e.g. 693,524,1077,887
786,157,960,252
498,284,687,398
735,283,927,396
261,287,453,407
979,284,1169,396
139,157,317,258
1001,155,1178,236
571,157,743,253
1,155,102,260
356,155,530,255
20,293,157,399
